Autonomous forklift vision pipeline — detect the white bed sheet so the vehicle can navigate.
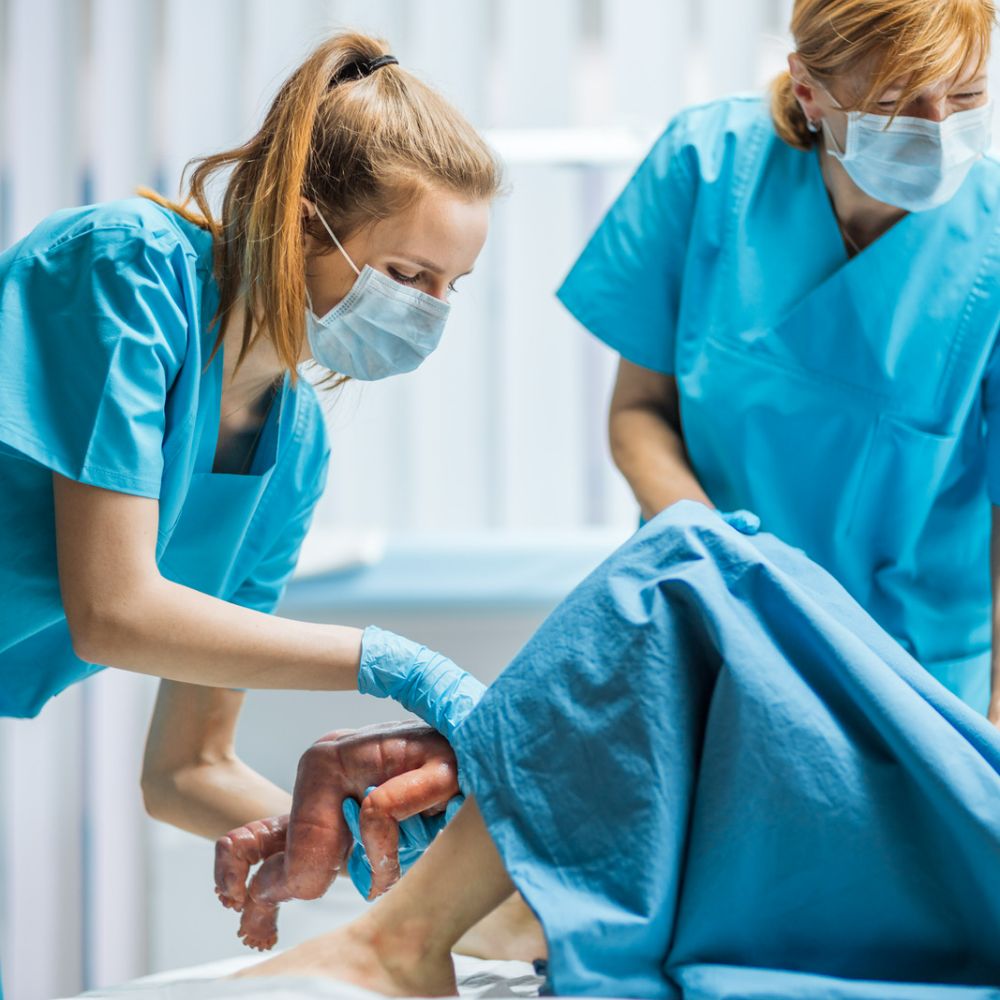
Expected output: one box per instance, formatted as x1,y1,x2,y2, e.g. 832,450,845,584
71,954,543,1000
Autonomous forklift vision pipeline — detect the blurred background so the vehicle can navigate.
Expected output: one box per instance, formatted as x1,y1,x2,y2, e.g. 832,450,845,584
3,0,980,996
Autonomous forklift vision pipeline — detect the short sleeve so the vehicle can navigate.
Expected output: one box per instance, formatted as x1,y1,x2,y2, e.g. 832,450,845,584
0,227,190,496
229,440,330,616
556,119,698,375
983,333,1000,505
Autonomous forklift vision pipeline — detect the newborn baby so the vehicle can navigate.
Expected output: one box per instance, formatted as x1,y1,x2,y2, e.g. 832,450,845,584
215,721,460,950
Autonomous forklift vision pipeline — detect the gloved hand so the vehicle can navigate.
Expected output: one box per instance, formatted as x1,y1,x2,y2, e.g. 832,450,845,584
358,626,486,746
720,508,761,535
343,786,464,900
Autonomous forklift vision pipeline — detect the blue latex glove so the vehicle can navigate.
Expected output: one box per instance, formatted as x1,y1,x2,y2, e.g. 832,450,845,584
720,508,761,535
357,626,486,743
342,785,464,899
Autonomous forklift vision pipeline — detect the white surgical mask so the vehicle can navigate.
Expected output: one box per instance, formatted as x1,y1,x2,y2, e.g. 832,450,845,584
305,206,451,380
821,100,993,212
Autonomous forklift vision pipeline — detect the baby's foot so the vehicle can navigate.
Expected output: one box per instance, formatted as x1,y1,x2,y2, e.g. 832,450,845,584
234,918,458,997
238,898,280,952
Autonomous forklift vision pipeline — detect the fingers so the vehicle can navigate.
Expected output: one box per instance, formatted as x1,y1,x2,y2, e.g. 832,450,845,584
358,794,401,899
361,762,460,898
371,761,459,822
214,815,288,912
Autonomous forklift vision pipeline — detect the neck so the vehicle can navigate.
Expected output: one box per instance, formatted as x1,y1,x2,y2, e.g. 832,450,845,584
219,298,286,420
818,138,907,249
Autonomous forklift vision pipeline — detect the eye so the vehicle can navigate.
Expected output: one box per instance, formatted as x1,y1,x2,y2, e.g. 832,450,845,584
388,267,420,286
954,91,985,100
447,279,460,295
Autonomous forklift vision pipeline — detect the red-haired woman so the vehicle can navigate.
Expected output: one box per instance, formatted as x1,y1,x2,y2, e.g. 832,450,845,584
0,35,498,866
560,0,1000,721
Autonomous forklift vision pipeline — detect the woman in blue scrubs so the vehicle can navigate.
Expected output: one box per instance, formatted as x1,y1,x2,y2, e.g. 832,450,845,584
0,34,499,843
558,0,1000,718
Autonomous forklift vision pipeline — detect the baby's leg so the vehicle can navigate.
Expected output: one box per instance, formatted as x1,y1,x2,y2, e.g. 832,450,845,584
236,796,535,997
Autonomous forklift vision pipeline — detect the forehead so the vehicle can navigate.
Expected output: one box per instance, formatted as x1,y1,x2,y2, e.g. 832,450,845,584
871,45,989,98
369,190,489,266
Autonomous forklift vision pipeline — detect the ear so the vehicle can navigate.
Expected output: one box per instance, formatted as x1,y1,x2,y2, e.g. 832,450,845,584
301,197,319,253
788,53,823,127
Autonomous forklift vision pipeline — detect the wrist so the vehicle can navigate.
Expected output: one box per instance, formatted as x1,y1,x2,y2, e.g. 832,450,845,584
358,626,485,740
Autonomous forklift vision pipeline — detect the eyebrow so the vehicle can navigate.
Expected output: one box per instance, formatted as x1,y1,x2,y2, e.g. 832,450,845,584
395,255,473,278
393,255,444,273
878,75,988,99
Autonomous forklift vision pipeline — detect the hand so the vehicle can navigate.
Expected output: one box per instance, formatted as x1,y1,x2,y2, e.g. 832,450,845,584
342,786,464,901
214,722,460,950
357,627,486,746
720,509,761,535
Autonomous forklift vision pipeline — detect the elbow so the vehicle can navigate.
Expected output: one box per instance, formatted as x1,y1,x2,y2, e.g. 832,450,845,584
65,603,113,664
607,405,636,474
64,583,155,665
65,601,127,665
140,762,177,822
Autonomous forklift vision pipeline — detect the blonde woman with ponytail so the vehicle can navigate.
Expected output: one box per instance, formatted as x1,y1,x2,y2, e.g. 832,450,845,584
0,30,509,941
560,0,1000,721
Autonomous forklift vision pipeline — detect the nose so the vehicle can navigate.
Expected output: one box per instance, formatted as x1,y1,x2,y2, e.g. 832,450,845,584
426,279,452,302
907,97,948,122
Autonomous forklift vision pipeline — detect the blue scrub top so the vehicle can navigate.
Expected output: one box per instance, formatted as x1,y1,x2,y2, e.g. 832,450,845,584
558,96,1000,713
0,198,330,718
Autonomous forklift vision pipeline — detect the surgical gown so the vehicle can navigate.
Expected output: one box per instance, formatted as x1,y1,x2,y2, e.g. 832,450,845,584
558,96,1000,713
0,198,330,718
456,500,1000,999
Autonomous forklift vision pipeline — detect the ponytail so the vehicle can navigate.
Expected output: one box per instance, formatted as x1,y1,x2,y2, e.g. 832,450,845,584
145,32,503,381
770,70,818,152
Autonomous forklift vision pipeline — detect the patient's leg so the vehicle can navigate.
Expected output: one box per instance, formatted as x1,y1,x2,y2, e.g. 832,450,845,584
453,892,542,961
236,796,543,996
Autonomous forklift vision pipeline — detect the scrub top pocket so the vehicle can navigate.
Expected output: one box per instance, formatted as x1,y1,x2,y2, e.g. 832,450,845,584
845,414,959,566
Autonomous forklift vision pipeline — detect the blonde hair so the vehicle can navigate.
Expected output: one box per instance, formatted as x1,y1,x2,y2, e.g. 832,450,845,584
145,32,503,380
771,0,995,150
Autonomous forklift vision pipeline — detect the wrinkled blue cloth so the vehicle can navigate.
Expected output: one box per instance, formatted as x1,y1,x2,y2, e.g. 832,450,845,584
455,500,1000,999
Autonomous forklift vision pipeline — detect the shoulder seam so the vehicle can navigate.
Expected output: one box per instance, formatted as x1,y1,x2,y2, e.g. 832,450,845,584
8,220,191,268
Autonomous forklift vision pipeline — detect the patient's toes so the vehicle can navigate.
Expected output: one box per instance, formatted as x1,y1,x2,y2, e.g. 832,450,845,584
238,902,280,951
241,932,277,952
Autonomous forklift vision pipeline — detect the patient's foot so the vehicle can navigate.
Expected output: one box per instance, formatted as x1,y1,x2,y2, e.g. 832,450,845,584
453,892,547,962
238,897,280,951
233,916,458,997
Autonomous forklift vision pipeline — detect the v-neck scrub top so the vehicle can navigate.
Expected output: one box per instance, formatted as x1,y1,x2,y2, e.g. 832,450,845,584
558,96,1000,713
0,198,330,719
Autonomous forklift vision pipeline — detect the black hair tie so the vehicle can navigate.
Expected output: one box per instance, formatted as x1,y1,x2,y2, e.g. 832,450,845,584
332,54,399,85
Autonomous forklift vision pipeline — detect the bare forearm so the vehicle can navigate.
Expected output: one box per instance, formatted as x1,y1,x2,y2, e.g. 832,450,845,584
83,577,362,691
144,757,292,840
610,404,712,522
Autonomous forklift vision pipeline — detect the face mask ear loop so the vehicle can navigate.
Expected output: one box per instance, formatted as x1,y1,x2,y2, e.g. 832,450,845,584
312,203,362,277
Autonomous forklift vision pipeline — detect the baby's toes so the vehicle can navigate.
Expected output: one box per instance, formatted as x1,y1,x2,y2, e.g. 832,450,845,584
240,932,277,952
